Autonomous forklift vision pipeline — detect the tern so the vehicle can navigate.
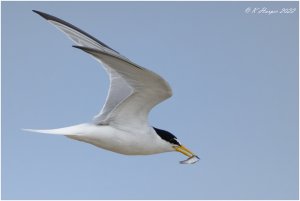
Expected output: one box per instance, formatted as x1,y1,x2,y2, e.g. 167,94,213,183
25,10,199,164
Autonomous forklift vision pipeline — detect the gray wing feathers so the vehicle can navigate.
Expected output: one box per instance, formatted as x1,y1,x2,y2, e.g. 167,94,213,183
34,10,172,127
76,47,172,127
33,11,133,123
50,21,127,60
94,66,133,124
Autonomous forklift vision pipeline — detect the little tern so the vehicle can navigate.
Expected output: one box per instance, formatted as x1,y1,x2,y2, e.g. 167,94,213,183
25,10,199,164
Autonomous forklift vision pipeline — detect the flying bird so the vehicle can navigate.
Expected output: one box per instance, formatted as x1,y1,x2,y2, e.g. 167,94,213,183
25,10,199,164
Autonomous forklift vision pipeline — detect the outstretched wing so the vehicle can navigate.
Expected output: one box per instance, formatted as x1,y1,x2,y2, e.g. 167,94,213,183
73,46,172,128
33,10,172,128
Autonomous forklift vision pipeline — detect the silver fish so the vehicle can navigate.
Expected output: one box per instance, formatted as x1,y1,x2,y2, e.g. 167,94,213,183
180,155,200,164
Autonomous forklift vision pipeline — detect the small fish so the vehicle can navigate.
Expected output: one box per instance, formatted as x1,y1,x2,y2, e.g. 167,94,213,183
180,155,200,164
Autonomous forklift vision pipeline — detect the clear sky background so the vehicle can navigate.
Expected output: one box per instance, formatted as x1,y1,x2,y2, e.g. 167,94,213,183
2,1,299,200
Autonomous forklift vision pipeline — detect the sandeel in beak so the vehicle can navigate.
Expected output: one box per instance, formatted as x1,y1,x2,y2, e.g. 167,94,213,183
174,145,200,164
180,155,200,164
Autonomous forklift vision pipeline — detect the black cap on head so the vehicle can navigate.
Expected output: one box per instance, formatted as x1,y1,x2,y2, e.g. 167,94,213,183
153,127,181,146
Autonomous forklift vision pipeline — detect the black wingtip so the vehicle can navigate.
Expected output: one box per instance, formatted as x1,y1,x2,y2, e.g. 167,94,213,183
32,10,120,54
72,45,94,53
72,45,100,54
72,45,85,50
32,10,53,20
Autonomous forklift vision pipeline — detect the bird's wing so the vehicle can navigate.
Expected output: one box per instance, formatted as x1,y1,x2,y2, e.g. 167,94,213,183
33,10,136,124
33,10,172,128
73,46,172,128
33,10,126,59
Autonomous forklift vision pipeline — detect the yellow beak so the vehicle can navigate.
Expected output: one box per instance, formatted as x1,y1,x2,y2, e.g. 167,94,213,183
174,145,195,157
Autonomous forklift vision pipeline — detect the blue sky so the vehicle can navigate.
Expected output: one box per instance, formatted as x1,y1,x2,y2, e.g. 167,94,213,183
2,1,298,199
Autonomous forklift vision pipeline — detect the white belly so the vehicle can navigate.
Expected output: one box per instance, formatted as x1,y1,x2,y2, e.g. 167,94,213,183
67,124,173,155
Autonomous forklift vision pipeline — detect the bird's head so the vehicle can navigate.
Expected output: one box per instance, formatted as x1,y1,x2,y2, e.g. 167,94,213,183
153,127,197,158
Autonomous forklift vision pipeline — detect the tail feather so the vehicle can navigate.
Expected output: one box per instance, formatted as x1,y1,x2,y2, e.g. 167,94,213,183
22,123,90,135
